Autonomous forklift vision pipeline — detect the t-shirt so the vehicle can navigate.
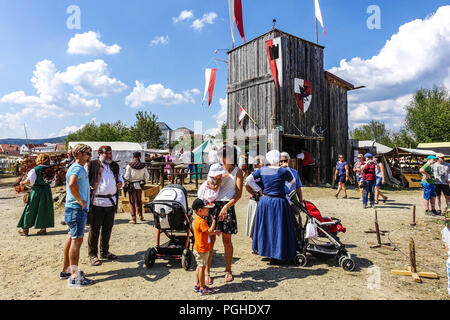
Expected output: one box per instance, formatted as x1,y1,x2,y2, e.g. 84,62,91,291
65,163,90,211
433,162,449,185
193,215,211,253
420,163,434,184
441,227,450,256
362,162,376,181
336,161,347,176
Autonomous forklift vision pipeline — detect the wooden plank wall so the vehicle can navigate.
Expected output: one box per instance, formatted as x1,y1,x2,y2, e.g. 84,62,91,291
226,29,350,183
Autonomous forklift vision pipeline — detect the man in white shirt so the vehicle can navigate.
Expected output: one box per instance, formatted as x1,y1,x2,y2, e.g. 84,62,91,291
86,145,124,266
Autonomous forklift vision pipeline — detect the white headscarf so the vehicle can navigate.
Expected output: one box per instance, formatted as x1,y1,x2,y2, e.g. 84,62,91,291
266,150,281,166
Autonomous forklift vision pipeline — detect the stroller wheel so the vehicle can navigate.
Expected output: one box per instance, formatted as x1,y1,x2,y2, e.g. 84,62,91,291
341,258,355,272
338,255,346,267
182,249,192,271
294,253,308,267
144,248,157,269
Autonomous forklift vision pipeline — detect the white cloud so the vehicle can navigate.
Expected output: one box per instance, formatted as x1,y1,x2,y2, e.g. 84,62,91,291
151,35,170,46
329,5,450,128
125,81,198,107
67,31,121,55
0,59,126,136
172,10,194,23
191,12,218,31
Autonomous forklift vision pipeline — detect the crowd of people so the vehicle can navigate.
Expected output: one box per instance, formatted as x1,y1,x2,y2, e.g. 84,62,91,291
13,142,450,294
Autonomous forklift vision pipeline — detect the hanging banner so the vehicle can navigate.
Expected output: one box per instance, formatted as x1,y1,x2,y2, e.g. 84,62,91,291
265,37,283,87
238,106,247,127
294,78,312,113
228,0,246,47
202,68,217,106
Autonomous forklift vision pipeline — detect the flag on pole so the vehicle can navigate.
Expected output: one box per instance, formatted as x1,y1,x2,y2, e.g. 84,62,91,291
238,106,247,127
294,78,313,113
315,0,325,35
202,68,217,106
228,0,246,47
265,37,283,87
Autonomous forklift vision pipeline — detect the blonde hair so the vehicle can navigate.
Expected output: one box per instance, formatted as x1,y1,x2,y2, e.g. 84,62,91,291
72,144,92,159
36,154,50,166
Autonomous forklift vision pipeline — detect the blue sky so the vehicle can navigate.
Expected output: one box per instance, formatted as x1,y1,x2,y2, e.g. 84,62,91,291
0,0,449,139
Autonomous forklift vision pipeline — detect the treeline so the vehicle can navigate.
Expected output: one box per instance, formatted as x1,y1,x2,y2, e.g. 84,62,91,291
65,111,163,149
350,86,450,148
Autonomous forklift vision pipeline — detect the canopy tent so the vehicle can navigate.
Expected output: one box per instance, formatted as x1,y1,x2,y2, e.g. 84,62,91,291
192,138,224,163
357,141,393,155
417,142,450,156
384,147,437,157
68,141,145,172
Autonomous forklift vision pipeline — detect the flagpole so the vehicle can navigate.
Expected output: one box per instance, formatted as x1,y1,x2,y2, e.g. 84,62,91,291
234,98,258,127
315,18,318,44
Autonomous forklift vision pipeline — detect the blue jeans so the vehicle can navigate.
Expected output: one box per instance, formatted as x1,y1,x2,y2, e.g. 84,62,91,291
65,207,87,239
363,180,376,207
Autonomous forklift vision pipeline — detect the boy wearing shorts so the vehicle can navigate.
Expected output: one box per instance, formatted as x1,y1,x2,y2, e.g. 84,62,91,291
192,198,218,295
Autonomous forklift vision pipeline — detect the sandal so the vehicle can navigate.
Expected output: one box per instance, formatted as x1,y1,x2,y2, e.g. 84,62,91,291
139,215,145,221
18,229,29,236
205,274,213,285
36,229,47,235
90,256,102,266
383,197,388,203
101,252,118,260
334,194,338,198
224,271,233,282
129,219,136,224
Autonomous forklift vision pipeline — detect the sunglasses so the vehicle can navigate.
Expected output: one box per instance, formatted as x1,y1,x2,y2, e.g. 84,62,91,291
84,152,92,156
280,160,288,163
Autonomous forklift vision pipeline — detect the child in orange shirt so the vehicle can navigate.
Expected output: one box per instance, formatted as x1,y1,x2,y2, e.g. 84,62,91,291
192,198,219,295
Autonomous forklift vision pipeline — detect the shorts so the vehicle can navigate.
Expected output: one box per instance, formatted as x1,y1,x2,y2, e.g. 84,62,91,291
193,250,210,267
421,181,437,200
64,207,87,239
338,175,346,183
375,177,383,187
435,184,450,197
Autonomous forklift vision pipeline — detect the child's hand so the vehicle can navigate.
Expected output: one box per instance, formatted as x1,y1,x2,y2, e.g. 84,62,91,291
215,230,222,236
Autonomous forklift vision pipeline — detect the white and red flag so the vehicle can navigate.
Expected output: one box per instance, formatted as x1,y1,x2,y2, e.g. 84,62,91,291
202,68,217,106
315,0,325,36
294,78,312,113
265,37,283,87
238,106,247,127
228,0,246,47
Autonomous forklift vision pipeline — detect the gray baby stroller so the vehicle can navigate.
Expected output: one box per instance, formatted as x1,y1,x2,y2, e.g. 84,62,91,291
144,184,194,270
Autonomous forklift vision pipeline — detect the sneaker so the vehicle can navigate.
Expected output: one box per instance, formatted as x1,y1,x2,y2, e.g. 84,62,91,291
60,270,84,280
431,210,439,216
68,275,94,288
193,285,200,293
363,205,368,209
370,205,375,209
198,286,215,295
437,210,442,215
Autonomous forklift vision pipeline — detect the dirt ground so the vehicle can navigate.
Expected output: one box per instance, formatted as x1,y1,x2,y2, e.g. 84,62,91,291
0,174,448,300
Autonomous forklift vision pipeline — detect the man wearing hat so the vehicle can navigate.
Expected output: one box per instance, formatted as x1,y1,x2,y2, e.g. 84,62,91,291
419,155,438,216
361,153,377,209
433,153,449,215
86,145,124,266
124,152,150,224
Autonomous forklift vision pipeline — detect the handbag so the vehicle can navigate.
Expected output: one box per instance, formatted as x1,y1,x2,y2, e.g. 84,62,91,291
305,220,318,239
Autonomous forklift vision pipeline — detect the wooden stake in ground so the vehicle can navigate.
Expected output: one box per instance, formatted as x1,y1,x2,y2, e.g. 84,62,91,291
411,204,416,226
368,209,395,251
391,238,439,283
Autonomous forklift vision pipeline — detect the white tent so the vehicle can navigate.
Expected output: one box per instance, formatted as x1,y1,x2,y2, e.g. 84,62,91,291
358,141,393,154
68,141,145,172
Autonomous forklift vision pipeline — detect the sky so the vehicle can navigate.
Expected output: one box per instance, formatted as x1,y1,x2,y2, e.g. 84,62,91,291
0,0,448,139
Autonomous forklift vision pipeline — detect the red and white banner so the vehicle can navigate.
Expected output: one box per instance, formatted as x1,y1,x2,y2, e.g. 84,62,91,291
228,0,246,46
202,68,217,106
294,78,312,113
265,37,283,87
315,0,325,35
238,106,247,127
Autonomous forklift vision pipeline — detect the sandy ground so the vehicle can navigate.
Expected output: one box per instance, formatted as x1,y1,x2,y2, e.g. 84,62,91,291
0,174,448,300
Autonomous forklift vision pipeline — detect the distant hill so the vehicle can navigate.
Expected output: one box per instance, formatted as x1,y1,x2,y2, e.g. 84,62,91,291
0,136,67,145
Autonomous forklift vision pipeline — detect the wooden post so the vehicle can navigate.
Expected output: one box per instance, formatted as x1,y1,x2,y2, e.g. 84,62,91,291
374,210,382,245
409,238,417,274
369,208,395,250
411,205,416,226
195,164,199,189
160,165,164,189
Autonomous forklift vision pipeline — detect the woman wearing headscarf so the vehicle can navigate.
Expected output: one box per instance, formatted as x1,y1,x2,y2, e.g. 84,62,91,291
124,152,150,224
17,154,55,236
252,150,297,263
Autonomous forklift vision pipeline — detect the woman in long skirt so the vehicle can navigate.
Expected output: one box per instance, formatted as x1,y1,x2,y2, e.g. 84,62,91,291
252,150,297,263
17,154,55,236
244,155,266,239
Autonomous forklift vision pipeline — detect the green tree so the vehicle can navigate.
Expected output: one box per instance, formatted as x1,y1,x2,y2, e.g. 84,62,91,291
350,120,393,147
65,121,131,145
404,86,450,143
390,129,417,148
128,111,162,149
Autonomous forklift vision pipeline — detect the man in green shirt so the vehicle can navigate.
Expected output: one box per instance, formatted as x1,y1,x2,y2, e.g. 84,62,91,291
419,155,438,216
